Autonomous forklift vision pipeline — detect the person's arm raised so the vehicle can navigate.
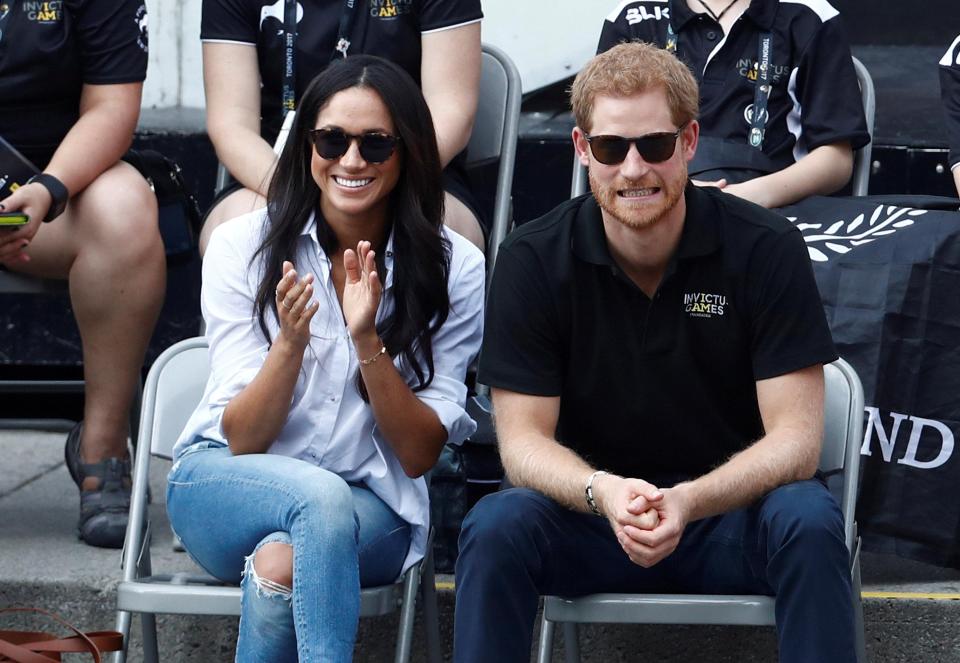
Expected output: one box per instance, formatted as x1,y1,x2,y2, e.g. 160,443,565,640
420,22,481,168
203,42,278,196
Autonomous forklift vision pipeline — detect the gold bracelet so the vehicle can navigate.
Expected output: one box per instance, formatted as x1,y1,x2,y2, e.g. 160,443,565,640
359,344,387,366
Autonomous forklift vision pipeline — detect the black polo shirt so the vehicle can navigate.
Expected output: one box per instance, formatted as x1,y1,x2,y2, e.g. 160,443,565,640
478,185,837,485
201,0,483,143
598,0,869,175
0,0,149,170
940,35,960,171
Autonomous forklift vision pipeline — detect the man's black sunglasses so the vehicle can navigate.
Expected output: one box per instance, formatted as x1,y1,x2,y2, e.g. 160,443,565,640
584,125,686,165
308,128,400,164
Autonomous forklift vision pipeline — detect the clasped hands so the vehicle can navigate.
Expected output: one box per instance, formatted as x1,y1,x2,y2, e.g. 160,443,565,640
593,474,692,569
274,240,381,351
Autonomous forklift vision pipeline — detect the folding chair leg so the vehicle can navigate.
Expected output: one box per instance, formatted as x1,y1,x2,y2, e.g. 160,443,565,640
394,565,420,663
536,614,555,663
141,612,159,663
419,551,442,663
851,539,867,663
112,610,131,663
563,622,580,663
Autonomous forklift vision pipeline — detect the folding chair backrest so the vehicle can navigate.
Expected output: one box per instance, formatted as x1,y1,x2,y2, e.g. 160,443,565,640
141,337,210,460
466,43,522,282
850,57,875,197
821,358,865,553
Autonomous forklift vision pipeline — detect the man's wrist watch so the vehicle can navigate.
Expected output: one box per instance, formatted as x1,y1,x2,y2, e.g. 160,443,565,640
28,173,69,223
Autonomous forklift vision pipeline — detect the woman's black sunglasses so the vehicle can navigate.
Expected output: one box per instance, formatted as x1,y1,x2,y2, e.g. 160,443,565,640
584,125,686,165
309,128,400,164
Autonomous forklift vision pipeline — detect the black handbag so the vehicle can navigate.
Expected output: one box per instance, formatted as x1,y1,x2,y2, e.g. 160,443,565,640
122,149,201,261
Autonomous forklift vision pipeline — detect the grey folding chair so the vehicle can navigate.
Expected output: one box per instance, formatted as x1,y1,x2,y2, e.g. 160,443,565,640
537,358,867,663
570,56,877,198
466,43,522,286
0,271,142,438
114,337,442,663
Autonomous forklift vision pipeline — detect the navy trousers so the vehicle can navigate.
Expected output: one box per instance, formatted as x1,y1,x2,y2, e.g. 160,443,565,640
454,480,856,662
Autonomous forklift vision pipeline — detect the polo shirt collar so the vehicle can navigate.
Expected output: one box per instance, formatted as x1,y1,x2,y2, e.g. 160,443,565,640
670,0,776,31
571,184,721,270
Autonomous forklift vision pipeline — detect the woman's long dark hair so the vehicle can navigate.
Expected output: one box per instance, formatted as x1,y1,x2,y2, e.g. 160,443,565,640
251,55,450,398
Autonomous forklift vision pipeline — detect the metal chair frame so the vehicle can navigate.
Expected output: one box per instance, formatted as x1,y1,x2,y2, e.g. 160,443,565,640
114,337,442,663
536,358,867,663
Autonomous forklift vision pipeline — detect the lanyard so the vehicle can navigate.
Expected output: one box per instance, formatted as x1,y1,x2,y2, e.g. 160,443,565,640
333,0,360,59
748,32,773,150
281,0,297,113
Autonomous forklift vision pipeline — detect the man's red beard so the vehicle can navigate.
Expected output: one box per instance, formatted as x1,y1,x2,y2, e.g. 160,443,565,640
589,161,687,230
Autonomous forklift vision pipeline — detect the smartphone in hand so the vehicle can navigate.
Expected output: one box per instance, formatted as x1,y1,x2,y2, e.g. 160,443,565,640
0,212,29,227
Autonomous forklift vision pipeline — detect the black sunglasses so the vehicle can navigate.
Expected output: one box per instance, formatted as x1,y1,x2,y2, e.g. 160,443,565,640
309,128,400,164
584,125,686,165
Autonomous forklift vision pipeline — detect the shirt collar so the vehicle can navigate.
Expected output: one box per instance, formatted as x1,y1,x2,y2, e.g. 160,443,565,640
670,0,776,31
298,212,396,290
571,184,721,270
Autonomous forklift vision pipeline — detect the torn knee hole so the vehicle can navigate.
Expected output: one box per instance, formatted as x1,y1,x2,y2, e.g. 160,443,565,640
245,550,293,598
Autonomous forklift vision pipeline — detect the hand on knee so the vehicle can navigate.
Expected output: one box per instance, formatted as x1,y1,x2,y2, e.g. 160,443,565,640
250,541,294,593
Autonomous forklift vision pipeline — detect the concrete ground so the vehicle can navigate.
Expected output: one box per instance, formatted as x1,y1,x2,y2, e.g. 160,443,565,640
1,429,960,662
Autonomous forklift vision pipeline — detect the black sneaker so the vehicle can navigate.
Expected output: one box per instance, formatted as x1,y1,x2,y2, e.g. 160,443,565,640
64,422,131,549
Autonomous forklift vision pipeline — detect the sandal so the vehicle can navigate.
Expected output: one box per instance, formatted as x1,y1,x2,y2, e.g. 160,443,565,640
64,422,131,549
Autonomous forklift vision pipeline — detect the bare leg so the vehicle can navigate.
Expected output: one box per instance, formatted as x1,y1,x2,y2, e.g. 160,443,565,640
198,187,266,256
8,162,165,479
443,192,485,251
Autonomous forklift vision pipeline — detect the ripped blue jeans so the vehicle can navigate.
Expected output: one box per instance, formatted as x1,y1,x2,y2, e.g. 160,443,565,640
167,444,410,663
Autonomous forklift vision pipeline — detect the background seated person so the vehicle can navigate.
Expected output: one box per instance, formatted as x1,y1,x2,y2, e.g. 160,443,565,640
168,56,485,661
198,0,486,253
598,0,870,208
453,42,856,663
0,0,165,548
940,33,960,198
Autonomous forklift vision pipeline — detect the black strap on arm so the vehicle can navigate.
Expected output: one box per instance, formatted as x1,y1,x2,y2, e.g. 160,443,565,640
281,0,297,114
333,0,360,60
748,32,773,150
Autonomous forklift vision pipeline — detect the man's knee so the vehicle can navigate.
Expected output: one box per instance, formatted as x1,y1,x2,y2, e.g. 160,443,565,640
249,540,294,593
459,488,552,566
760,480,846,554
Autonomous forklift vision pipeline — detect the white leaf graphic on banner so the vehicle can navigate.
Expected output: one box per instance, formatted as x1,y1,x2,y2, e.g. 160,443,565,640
788,205,929,262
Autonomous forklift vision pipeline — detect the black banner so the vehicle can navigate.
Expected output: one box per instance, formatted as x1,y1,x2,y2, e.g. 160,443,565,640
778,195,960,567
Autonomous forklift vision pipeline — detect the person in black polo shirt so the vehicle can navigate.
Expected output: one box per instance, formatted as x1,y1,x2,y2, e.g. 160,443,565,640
453,42,856,663
597,0,870,208
0,0,165,548
941,34,960,198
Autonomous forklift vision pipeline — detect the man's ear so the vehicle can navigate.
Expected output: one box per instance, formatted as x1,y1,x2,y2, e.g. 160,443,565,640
572,126,591,167
681,119,700,163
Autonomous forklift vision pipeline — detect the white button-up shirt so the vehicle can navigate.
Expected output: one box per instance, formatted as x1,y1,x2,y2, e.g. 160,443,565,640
174,209,485,573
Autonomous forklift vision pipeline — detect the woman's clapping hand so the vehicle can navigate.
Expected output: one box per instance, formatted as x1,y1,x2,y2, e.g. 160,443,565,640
342,241,382,339
275,261,318,349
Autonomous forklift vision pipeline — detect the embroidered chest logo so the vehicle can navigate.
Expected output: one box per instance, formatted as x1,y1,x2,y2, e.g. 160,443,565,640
736,58,788,84
370,0,412,19
684,292,727,318
625,5,670,24
23,0,61,23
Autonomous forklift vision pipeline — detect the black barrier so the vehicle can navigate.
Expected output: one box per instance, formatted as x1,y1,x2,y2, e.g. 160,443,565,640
778,194,960,568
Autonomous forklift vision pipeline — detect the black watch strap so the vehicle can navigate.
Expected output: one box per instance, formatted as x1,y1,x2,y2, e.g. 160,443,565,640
28,173,69,222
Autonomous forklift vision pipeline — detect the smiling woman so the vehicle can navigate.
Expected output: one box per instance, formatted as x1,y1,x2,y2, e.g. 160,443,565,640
166,55,485,662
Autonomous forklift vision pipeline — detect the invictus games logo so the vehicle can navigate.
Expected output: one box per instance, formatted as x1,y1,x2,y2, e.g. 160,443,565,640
370,0,411,19
23,0,61,23
736,58,788,84
684,292,727,318
135,4,148,53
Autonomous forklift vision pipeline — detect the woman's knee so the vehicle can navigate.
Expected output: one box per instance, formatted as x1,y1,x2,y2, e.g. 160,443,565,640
442,192,485,251
250,539,294,592
199,188,265,255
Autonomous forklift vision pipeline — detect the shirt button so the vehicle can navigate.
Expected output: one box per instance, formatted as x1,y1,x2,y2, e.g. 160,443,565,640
706,30,718,40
